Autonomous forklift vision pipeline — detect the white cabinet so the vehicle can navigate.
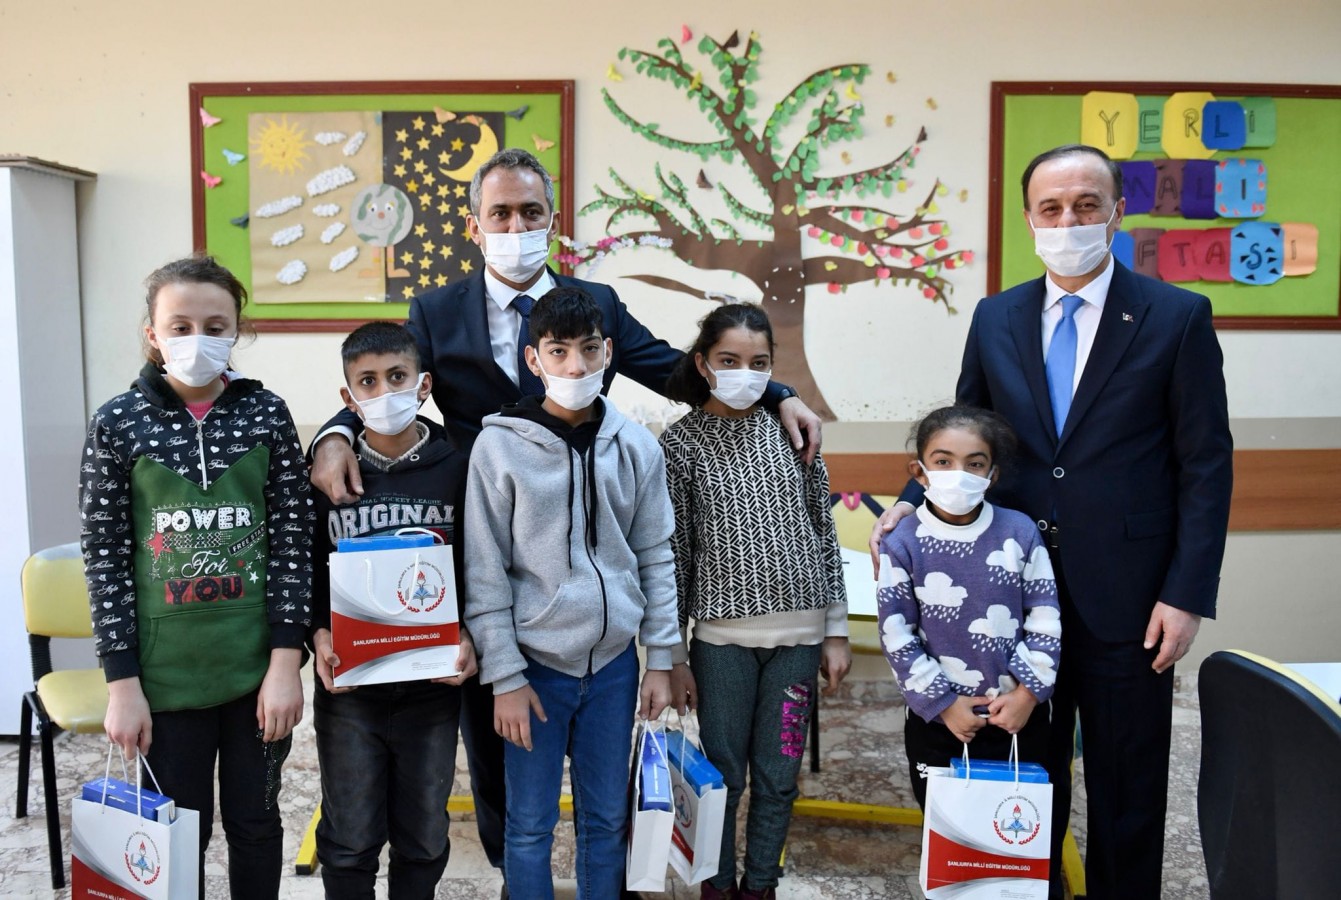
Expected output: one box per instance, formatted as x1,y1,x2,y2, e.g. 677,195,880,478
0,157,96,734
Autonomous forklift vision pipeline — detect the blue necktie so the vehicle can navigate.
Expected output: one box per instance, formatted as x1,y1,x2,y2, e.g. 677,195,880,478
1045,295,1084,437
512,294,546,397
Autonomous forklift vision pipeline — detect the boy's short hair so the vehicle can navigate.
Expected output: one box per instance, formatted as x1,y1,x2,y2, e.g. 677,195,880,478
528,287,604,348
340,322,423,379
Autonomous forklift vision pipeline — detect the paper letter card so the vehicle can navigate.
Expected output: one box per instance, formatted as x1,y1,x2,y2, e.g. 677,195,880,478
329,533,459,687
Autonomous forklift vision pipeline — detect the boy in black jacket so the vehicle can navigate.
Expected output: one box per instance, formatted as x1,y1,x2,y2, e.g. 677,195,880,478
310,322,477,899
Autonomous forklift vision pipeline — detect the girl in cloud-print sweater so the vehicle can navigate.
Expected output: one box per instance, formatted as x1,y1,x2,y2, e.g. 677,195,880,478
876,406,1060,808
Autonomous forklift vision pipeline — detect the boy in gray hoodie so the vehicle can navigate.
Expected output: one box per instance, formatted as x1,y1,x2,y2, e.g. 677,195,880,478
464,286,679,899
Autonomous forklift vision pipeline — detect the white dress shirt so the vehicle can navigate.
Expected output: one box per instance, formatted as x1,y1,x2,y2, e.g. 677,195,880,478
483,268,557,386
1041,255,1115,395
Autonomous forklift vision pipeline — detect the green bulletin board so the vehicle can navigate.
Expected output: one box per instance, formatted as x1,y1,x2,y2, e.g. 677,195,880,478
989,82,1341,329
190,81,573,331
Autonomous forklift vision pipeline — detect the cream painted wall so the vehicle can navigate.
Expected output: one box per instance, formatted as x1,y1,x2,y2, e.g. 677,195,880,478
2,0,1340,665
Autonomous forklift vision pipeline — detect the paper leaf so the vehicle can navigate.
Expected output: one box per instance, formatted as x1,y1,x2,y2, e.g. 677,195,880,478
637,189,656,202
845,82,862,103
433,106,456,123
681,24,692,44
229,214,249,229
886,71,897,83
199,108,221,128
781,204,795,215
532,133,556,152
958,189,969,202
926,98,938,111
221,148,246,166
696,169,713,189
690,70,702,92
841,151,852,164
607,63,623,82
200,171,222,189
824,261,838,271
723,29,740,50
506,105,530,121
885,114,895,127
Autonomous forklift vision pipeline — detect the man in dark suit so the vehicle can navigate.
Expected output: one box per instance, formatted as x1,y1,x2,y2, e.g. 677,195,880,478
874,144,1233,898
311,148,822,895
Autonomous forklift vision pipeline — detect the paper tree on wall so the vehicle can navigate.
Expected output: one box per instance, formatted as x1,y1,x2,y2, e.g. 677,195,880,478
558,28,972,420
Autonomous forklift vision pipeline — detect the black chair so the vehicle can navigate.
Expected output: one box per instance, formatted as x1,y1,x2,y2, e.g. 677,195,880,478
1198,649,1341,899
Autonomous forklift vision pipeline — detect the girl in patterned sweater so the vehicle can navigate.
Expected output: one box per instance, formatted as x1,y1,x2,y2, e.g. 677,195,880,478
876,406,1060,808
80,256,313,899
660,303,850,900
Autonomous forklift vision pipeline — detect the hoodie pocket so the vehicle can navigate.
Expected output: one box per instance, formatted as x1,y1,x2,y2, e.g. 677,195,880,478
515,578,604,657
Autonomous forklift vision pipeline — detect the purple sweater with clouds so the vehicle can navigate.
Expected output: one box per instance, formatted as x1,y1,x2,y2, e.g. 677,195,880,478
876,502,1061,724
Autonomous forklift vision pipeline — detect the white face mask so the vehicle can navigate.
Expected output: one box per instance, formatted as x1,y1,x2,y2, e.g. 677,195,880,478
921,464,993,516
354,374,426,435
479,217,553,283
160,334,235,387
706,363,771,410
1030,204,1118,278
538,352,606,412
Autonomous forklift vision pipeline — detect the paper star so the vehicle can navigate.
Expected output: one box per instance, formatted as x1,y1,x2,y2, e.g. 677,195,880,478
431,123,444,137
395,129,409,143
421,171,436,186
413,159,427,174
438,150,451,165
439,245,454,259
456,204,470,217
393,164,407,177
453,184,466,198
419,255,433,270
450,138,465,151
418,274,431,287
411,116,426,131
405,179,419,193
416,137,430,151
423,240,437,254
441,221,455,235
414,223,428,237
418,193,431,208
402,286,415,299
460,259,473,273
436,184,450,198
435,273,449,287
437,201,452,215
399,147,413,161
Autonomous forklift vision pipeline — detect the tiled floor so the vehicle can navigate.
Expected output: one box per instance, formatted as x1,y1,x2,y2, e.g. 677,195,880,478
0,664,1209,898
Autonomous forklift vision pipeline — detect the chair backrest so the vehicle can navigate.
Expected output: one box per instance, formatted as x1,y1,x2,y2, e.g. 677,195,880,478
21,542,93,639
1198,649,1341,899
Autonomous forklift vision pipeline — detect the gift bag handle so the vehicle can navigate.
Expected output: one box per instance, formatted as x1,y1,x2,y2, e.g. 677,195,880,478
359,528,444,617
98,745,166,818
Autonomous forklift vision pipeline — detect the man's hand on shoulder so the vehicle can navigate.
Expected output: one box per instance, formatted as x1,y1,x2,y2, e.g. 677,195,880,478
1144,601,1202,674
778,396,823,465
312,433,363,504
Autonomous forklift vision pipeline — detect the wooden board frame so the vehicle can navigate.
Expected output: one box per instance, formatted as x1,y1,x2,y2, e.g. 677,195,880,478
989,81,1341,330
190,80,574,332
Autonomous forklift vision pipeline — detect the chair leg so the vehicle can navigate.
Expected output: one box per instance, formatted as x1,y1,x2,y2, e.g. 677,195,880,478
16,694,33,818
809,691,821,773
39,719,65,889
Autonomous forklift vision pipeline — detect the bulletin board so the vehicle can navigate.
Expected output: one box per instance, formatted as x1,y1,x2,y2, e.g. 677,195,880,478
988,82,1341,330
189,81,574,332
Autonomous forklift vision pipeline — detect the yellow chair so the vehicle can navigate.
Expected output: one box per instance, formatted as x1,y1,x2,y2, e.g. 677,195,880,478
16,542,109,890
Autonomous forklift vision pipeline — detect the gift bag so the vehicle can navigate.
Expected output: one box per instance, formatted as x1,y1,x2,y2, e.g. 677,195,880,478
666,716,728,885
72,751,200,900
626,716,674,891
329,528,460,687
920,738,1052,899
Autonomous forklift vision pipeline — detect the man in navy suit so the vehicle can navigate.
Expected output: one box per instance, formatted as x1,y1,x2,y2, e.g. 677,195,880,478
311,148,822,896
875,145,1233,898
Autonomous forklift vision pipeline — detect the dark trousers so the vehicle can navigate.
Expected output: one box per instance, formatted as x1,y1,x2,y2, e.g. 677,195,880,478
146,689,288,900
1045,565,1175,900
458,672,507,869
904,700,1051,810
314,679,463,899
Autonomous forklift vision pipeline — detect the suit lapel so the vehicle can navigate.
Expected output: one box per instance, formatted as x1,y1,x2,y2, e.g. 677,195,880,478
1006,279,1056,442
1059,263,1148,447
462,272,521,397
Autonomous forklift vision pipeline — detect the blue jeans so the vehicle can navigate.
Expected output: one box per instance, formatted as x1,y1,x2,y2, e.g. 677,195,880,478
313,678,462,900
503,641,638,900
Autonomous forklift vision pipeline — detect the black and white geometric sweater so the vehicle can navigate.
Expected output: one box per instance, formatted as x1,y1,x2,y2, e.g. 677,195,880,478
658,407,845,627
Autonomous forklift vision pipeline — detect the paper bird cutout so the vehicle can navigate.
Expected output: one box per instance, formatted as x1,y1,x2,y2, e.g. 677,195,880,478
532,133,555,152
229,214,249,228
845,82,862,102
723,30,740,50
886,71,897,83
681,24,692,44
200,171,222,189
696,170,713,189
199,108,221,128
918,126,929,142
926,97,938,110
607,63,623,82
505,105,529,120
690,70,702,91
222,148,246,166
885,114,895,127
433,106,456,123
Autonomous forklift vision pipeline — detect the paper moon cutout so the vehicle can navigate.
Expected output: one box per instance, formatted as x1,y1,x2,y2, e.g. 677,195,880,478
350,183,414,248
440,115,498,183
